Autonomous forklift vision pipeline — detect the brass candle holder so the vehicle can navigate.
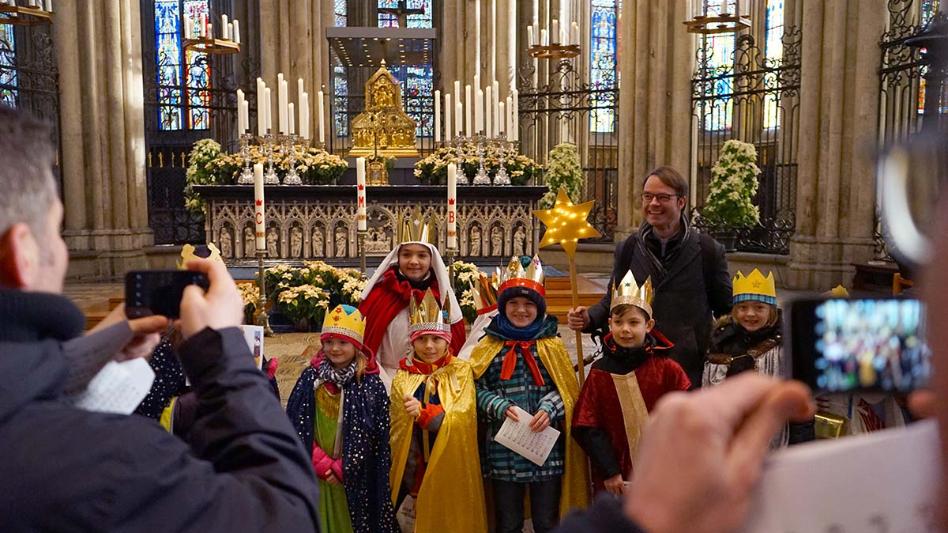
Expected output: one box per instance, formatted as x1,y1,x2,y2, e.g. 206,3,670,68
183,37,240,55
0,2,53,25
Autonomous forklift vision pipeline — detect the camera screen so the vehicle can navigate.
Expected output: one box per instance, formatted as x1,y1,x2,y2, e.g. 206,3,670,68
813,299,931,392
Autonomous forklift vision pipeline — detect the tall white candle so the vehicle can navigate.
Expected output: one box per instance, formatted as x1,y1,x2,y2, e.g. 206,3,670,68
227,23,234,41
221,15,229,39
298,78,304,112
454,80,461,104
447,162,458,250
253,163,266,251
46,0,53,12
528,25,534,46
492,80,499,134
456,100,463,136
552,19,559,43
511,88,519,142
242,100,249,134
475,88,484,134
498,100,506,139
256,78,266,135
356,158,367,231
278,75,288,134
445,93,453,142
434,89,441,143
570,22,579,46
265,87,272,132
485,86,492,137
465,84,472,136
540,28,548,46
233,19,240,44
317,90,325,144
288,102,295,135
200,14,207,38
207,23,213,39
236,89,246,133
505,95,513,140
719,0,728,14
300,92,310,140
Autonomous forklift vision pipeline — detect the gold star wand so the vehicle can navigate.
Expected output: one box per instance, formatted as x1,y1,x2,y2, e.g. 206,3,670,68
534,188,601,385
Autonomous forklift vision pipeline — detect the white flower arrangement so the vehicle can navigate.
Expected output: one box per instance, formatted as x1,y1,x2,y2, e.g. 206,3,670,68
701,139,761,228
540,143,584,208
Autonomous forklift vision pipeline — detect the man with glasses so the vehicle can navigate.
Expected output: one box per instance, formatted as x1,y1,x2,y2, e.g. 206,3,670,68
568,166,733,386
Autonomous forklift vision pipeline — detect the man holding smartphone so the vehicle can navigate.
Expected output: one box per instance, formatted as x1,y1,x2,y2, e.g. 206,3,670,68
0,107,319,531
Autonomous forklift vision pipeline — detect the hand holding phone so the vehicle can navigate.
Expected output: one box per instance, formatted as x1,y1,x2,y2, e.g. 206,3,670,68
787,297,932,393
125,270,210,319
177,259,244,340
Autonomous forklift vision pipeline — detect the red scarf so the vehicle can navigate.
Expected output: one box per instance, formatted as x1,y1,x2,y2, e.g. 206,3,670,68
500,340,545,386
359,266,466,356
400,352,453,375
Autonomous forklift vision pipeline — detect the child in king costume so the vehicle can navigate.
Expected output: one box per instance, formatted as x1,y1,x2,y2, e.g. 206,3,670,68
389,290,486,533
359,209,466,389
572,271,691,495
469,256,588,533
286,305,398,533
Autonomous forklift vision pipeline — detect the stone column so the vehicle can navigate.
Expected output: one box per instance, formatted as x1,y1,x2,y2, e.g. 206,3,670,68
260,0,335,144
786,0,886,289
55,0,152,279
616,0,694,240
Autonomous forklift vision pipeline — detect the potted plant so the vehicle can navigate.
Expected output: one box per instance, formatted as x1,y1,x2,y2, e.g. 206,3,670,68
276,284,331,331
700,139,761,251
540,143,584,208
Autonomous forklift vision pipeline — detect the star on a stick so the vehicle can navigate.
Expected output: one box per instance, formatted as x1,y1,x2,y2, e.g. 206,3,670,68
533,188,601,257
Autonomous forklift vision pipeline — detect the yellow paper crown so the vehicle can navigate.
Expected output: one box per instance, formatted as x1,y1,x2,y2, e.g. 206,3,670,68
733,268,777,305
498,255,545,296
321,304,366,345
824,284,850,298
471,270,499,313
409,289,451,334
397,206,439,245
177,243,223,269
610,270,654,317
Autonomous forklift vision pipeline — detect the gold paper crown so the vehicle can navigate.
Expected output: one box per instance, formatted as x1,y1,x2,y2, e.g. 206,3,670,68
397,206,438,245
471,270,500,313
498,255,546,296
321,304,366,345
824,284,850,298
178,243,223,269
610,270,654,318
733,268,777,305
408,289,451,335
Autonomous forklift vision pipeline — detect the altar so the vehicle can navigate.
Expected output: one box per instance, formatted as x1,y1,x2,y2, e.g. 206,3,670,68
193,184,547,266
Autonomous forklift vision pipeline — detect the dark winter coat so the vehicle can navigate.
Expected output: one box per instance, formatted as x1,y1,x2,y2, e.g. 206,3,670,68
0,289,319,532
586,219,733,385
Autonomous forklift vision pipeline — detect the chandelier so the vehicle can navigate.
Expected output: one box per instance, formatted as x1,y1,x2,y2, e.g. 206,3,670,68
0,0,53,25
684,0,750,35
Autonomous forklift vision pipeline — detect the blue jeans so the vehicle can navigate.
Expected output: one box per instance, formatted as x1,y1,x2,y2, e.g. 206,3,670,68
492,478,562,533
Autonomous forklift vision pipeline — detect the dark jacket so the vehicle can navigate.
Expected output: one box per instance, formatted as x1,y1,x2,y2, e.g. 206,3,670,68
556,494,646,532
0,289,320,532
587,220,732,385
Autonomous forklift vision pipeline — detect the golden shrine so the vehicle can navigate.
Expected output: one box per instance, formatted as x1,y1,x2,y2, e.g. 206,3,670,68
350,61,418,158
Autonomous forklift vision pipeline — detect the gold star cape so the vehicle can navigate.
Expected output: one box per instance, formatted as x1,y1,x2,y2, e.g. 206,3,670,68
533,188,602,256
468,336,591,516
389,357,487,533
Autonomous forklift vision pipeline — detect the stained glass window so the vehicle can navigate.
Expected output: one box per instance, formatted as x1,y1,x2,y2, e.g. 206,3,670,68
377,0,434,138
154,0,211,131
763,0,784,129
0,18,16,108
590,0,618,133
335,0,347,26
333,65,348,136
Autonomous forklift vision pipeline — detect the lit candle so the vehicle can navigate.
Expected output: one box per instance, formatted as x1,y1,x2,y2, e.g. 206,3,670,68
551,19,558,43
256,78,266,136
465,84,472,136
356,158,367,231
498,100,506,139
288,102,295,135
445,93,453,142
485,85,492,137
236,89,246,133
233,19,240,44
221,14,229,40
265,87,272,133
317,90,325,144
253,163,266,251
434,89,441,143
447,162,458,250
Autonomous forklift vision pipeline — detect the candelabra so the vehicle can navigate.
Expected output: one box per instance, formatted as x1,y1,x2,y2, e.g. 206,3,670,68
236,133,254,184
493,137,512,186
262,134,280,185
0,1,53,25
472,132,492,186
281,134,303,185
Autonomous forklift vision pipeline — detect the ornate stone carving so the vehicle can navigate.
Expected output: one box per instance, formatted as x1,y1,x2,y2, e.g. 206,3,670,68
349,62,418,158
311,225,325,257
243,225,255,257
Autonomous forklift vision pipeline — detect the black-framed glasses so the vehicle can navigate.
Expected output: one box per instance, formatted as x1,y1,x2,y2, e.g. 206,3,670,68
642,192,679,203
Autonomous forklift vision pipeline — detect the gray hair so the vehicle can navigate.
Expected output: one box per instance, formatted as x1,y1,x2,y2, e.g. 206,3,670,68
0,106,58,237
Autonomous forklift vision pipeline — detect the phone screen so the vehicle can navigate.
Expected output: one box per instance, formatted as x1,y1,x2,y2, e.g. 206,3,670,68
790,298,931,393
125,270,210,319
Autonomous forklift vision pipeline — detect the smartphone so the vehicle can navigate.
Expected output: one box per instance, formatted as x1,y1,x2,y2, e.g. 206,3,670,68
125,270,210,319
787,297,932,393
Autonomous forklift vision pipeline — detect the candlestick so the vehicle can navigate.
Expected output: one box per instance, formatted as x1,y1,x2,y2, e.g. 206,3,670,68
456,100,463,137
278,75,288,135
253,163,266,250
505,95,512,141
485,86,492,137
447,163,458,249
242,100,249,134
434,89,441,143
498,100,506,139
540,28,548,46
265,87,272,132
356,157,367,231
476,88,484,133
236,89,246,133
528,25,534,47
511,89,519,142
552,19,559,43
492,80,500,136
570,22,579,46
221,14,229,39
317,90,325,144
300,92,310,140
256,78,266,136
233,19,240,44
288,103,295,135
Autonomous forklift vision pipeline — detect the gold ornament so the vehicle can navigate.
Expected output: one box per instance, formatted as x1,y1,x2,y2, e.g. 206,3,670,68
397,206,439,245
533,188,601,257
409,289,452,335
610,270,654,318
350,61,418,158
178,243,223,269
